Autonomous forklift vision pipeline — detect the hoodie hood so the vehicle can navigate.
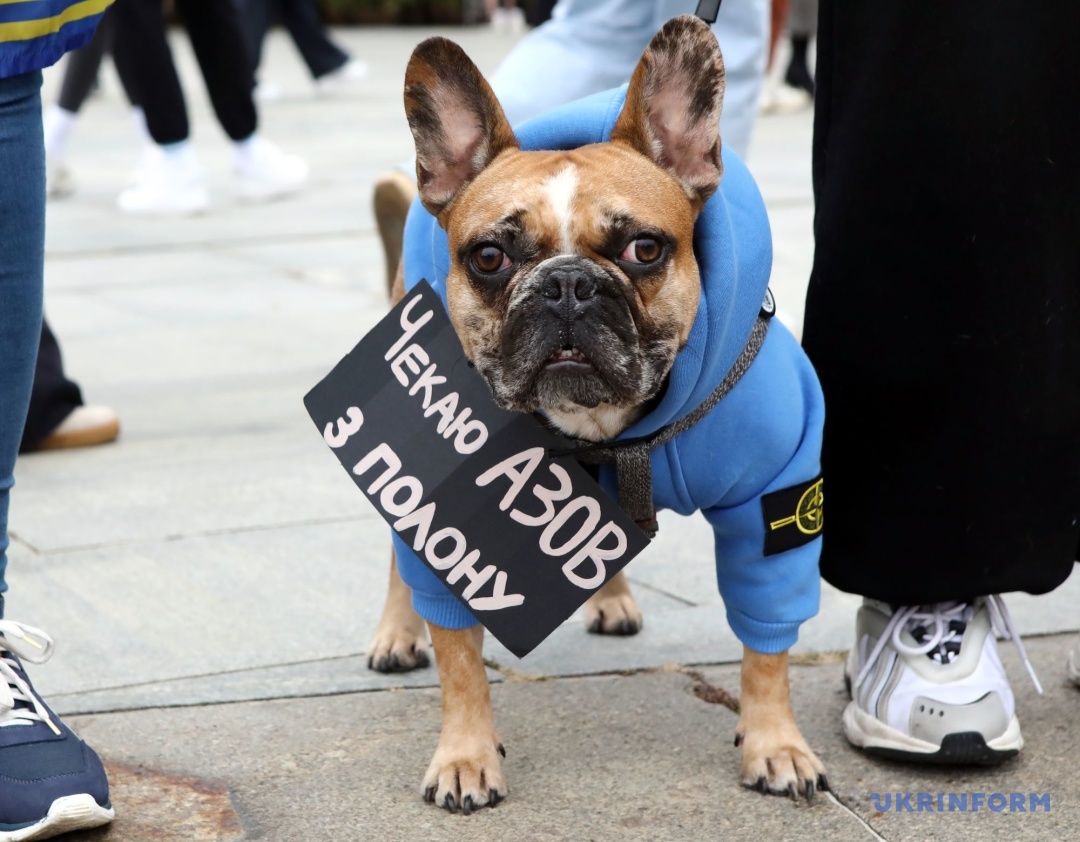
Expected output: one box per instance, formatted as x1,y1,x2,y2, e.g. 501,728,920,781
402,85,773,439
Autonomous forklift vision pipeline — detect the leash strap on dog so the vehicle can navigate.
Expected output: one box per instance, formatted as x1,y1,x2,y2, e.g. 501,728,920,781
695,0,722,24
550,291,774,538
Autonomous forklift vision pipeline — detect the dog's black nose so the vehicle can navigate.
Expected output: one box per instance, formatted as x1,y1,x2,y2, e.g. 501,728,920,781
541,268,597,311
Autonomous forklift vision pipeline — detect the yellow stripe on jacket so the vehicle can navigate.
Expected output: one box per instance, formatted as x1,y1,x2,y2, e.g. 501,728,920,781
0,0,112,42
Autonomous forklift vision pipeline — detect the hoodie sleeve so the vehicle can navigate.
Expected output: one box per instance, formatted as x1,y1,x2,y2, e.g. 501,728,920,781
675,324,825,655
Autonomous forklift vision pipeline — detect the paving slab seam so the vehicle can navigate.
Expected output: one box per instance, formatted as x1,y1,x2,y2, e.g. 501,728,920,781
46,227,371,261
7,532,40,554
823,792,889,841
50,651,386,700
25,514,381,557
623,576,697,607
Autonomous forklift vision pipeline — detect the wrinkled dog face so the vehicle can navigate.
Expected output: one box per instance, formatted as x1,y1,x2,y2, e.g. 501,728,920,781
444,148,701,415
405,16,725,433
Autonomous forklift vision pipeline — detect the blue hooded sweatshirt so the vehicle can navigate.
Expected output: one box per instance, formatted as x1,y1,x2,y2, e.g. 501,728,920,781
394,87,825,655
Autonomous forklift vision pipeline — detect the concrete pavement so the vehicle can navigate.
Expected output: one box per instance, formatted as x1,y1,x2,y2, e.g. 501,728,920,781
8,24,1079,841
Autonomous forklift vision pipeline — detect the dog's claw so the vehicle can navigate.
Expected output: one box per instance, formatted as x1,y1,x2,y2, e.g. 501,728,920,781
753,776,768,794
462,796,474,816
587,617,602,634
788,782,798,802
733,732,743,747
489,788,502,806
806,780,816,804
423,785,435,803
818,774,830,793
497,743,506,758
444,793,457,813
412,647,430,669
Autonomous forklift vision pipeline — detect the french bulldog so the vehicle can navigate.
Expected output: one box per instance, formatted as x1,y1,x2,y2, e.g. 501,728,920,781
368,15,828,813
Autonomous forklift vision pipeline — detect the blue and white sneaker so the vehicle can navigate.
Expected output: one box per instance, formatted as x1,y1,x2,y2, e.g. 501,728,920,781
843,597,1041,765
0,621,113,841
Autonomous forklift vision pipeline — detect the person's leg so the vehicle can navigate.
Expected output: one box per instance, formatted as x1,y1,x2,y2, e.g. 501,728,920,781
43,13,114,196
235,0,274,74
783,0,815,95
277,0,349,79
0,72,115,833
178,0,308,201
0,73,46,608
489,0,768,159
488,0,657,127
803,0,1080,762
174,0,257,142
110,0,190,145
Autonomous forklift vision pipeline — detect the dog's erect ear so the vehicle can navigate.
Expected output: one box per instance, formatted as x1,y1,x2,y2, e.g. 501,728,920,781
611,15,725,208
404,37,519,217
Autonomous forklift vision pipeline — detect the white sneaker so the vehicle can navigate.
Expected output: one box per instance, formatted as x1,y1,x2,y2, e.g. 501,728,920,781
117,143,208,216
254,80,283,103
490,6,527,33
35,405,120,451
843,597,1041,764
315,59,368,96
759,80,812,116
46,160,75,199
1068,634,1080,686
234,137,309,201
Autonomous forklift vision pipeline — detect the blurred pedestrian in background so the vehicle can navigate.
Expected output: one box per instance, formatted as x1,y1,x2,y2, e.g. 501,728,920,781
235,0,368,100
20,321,120,454
110,0,309,215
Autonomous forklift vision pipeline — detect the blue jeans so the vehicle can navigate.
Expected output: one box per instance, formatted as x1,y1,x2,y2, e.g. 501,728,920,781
489,0,769,158
0,71,46,614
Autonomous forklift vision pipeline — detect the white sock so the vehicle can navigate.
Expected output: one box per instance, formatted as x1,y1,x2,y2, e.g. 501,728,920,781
160,139,192,157
43,105,77,162
233,134,260,168
130,106,151,145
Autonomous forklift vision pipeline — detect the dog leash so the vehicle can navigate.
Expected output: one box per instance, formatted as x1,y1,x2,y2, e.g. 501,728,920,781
695,0,722,23
549,290,774,538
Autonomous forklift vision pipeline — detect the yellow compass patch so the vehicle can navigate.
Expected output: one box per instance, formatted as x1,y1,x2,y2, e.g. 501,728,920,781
761,477,824,556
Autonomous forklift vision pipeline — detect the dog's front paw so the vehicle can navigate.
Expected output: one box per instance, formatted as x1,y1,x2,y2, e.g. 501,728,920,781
367,619,430,673
736,719,828,802
422,734,508,814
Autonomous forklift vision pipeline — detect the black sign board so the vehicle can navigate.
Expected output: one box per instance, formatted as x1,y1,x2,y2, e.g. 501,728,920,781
304,281,650,657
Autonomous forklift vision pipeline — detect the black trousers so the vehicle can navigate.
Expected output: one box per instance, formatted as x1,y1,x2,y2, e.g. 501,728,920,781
57,12,111,114
19,321,82,454
802,2,1080,603
111,0,257,145
237,0,348,80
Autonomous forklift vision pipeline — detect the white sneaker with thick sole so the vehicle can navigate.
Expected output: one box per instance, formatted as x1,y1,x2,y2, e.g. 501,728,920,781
234,137,309,201
844,596,1041,765
117,144,208,216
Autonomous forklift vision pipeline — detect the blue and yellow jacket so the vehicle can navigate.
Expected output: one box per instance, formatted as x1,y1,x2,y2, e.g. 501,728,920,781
0,0,112,79
396,86,826,655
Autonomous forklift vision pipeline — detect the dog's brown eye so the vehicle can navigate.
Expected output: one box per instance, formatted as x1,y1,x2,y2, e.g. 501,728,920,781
620,237,663,264
471,245,510,274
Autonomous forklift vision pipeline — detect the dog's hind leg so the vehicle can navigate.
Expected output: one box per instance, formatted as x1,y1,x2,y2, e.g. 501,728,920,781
583,569,643,635
367,551,431,673
373,170,417,299
422,623,507,813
